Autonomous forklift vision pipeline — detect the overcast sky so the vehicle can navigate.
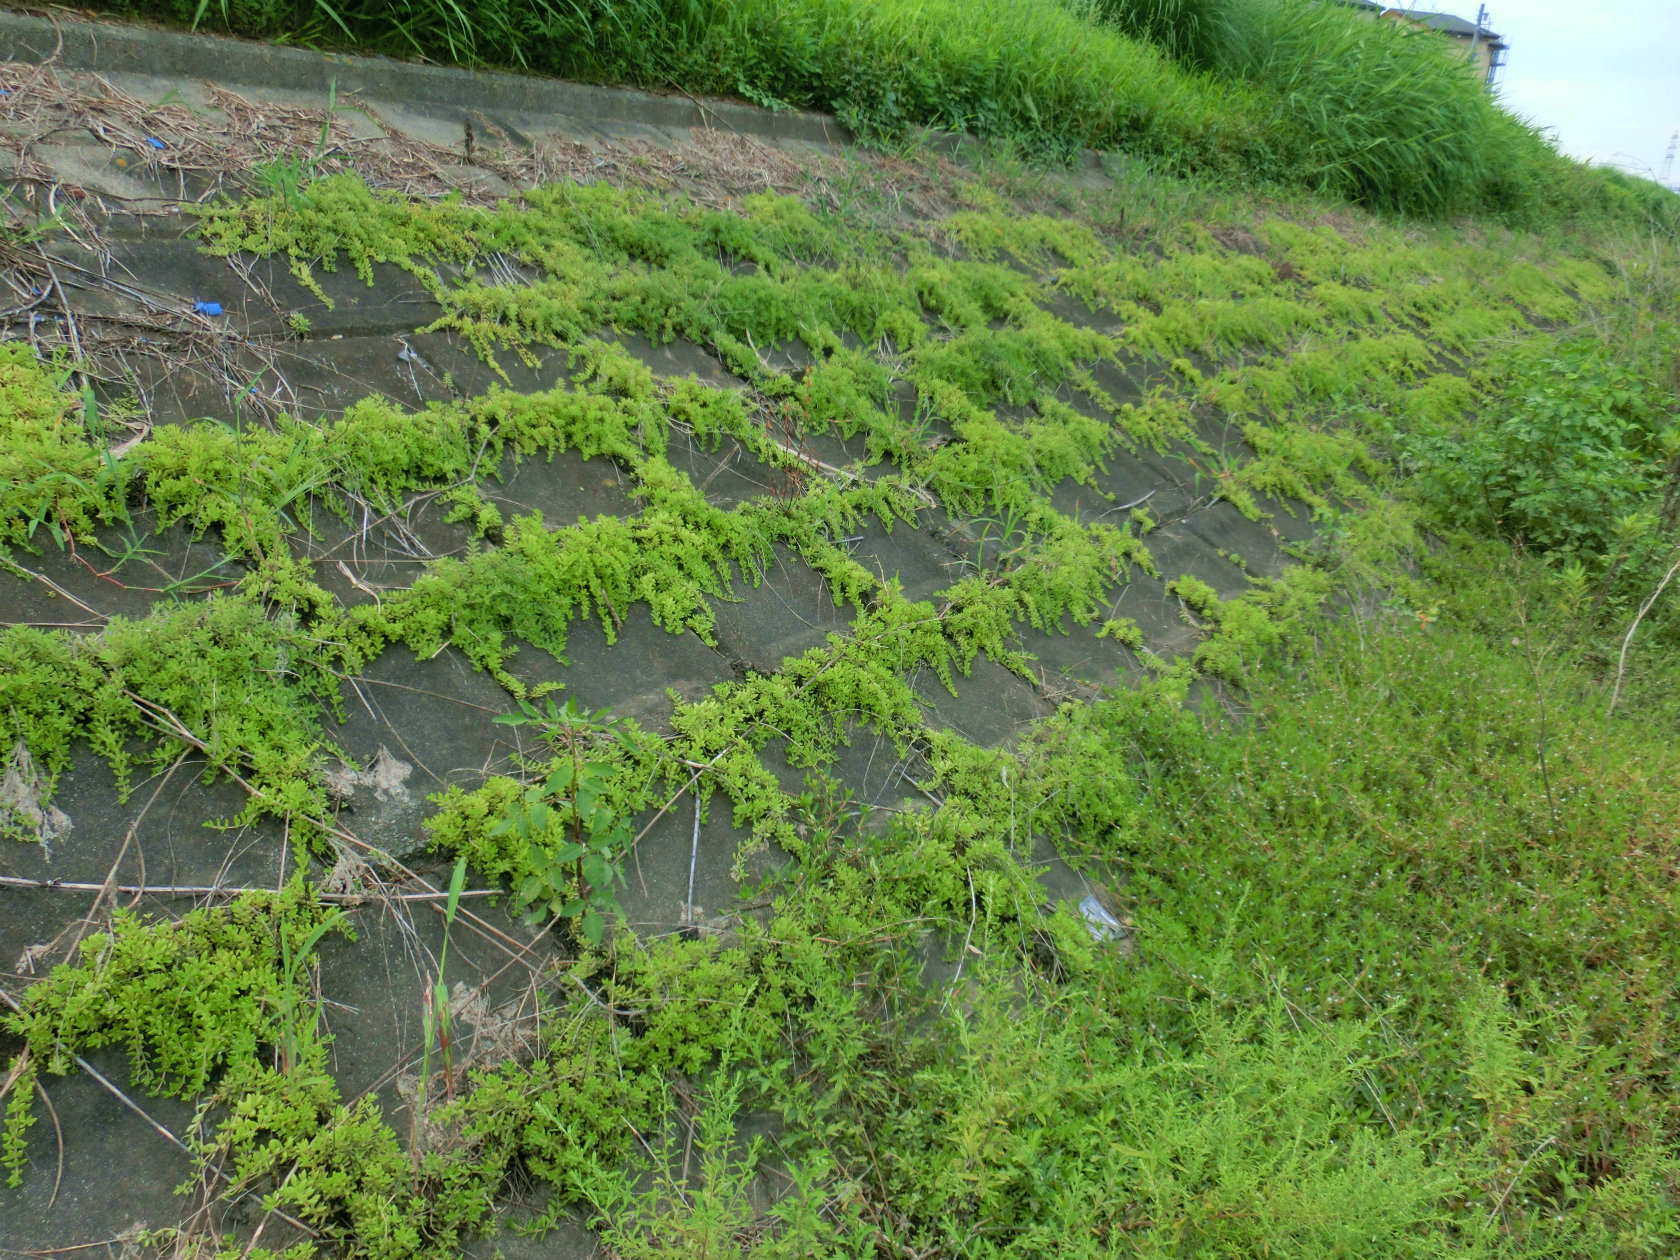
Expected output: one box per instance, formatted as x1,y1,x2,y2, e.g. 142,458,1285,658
1473,0,1680,182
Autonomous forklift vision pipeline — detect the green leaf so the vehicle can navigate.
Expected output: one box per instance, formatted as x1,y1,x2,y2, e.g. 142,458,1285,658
445,856,468,925
580,909,606,945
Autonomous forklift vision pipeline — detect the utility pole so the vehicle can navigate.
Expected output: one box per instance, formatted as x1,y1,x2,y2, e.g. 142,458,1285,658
1662,131,1678,187
1469,4,1485,63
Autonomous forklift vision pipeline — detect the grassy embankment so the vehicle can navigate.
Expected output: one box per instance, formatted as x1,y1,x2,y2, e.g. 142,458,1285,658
83,0,1679,226
1,2,1679,1256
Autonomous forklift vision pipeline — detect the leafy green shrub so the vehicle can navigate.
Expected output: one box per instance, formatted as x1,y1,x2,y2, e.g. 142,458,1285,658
488,697,641,943
1410,334,1680,560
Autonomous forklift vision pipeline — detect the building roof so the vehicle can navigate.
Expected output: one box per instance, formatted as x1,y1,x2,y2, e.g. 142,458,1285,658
1403,10,1506,46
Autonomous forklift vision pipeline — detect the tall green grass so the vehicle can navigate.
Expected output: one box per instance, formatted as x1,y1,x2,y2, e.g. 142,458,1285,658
1211,0,1507,213
106,0,1680,225
1090,0,1229,65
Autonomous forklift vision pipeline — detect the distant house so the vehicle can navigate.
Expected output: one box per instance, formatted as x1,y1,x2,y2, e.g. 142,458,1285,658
1386,9,1509,87
1331,2,1509,89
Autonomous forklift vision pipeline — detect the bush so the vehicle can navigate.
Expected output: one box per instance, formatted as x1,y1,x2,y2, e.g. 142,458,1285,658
1405,329,1680,628
1209,0,1504,214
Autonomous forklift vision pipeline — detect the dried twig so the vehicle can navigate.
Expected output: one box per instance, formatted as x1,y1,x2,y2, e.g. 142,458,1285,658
34,1073,64,1211
0,874,504,902
1606,549,1680,721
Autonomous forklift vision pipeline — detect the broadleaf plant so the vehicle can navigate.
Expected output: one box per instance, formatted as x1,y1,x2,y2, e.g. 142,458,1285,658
492,696,636,945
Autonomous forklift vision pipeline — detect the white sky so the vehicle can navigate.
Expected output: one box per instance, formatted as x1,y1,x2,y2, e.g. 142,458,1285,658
1477,0,1680,182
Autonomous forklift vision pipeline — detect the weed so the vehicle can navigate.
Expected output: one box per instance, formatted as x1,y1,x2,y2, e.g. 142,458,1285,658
491,697,639,944
277,905,350,1077
249,79,339,210
414,854,468,1170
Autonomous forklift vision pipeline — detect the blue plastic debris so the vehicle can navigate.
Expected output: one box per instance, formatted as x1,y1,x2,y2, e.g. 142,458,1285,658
193,301,224,317
1077,893,1126,943
146,137,165,150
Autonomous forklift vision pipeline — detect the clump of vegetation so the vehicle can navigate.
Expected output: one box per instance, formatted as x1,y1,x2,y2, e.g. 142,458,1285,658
1094,0,1230,65
13,609,1680,1258
488,697,639,942
2,886,346,1186
0,595,347,830
0,341,127,550
1407,330,1680,601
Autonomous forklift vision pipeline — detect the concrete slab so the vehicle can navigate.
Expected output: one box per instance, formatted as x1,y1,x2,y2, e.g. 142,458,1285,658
499,607,734,732
711,544,852,675
0,1048,201,1250
0,11,853,150
667,432,778,509
302,495,474,611
485,447,638,526
846,520,965,604
0,512,241,628
915,652,1053,748
326,647,520,857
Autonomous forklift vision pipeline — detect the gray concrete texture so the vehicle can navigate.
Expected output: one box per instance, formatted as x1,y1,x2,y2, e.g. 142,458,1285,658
0,15,1295,1253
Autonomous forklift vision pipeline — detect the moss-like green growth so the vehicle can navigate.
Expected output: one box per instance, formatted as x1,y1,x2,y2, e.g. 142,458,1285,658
0,342,127,551
2,886,345,1186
